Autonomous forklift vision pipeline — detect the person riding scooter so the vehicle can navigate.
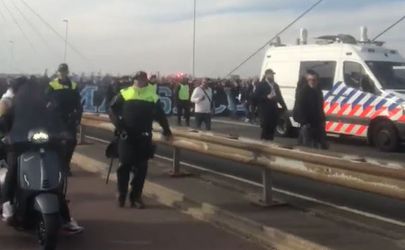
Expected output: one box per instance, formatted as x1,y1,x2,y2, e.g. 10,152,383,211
0,77,84,235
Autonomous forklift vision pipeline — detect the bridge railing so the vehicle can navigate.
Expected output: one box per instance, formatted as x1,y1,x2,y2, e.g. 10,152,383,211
80,114,405,206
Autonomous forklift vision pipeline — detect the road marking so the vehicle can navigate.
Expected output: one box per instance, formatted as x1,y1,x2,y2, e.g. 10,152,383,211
86,135,110,144
210,118,259,128
110,240,152,246
85,135,405,227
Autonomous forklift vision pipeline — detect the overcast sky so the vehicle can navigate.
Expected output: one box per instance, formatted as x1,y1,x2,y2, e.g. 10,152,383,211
0,0,404,77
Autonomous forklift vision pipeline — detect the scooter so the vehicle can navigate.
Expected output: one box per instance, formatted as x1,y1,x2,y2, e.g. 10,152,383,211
0,128,66,250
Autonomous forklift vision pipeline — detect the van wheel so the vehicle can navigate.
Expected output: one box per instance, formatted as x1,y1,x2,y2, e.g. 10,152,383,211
372,121,399,152
276,113,293,137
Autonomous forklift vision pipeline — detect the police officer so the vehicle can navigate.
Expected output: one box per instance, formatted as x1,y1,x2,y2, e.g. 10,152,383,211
47,63,83,176
149,74,159,94
1,77,83,234
175,77,191,126
109,71,172,208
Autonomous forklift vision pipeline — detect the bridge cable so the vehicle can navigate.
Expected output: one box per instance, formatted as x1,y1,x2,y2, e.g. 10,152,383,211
0,0,37,53
225,0,323,77
10,0,58,58
372,15,405,41
19,0,94,68
0,5,7,23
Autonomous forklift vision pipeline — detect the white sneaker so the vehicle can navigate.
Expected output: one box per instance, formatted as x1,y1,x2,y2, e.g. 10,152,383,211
61,217,84,235
1,202,14,222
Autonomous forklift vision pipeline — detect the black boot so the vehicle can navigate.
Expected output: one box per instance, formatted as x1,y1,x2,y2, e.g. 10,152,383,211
131,198,145,209
118,194,126,208
129,191,145,209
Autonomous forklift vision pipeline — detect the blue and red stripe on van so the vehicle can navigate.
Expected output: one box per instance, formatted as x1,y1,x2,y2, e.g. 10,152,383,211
323,82,405,138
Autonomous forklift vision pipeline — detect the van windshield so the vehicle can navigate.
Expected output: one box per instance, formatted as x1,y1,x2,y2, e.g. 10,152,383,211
366,61,405,90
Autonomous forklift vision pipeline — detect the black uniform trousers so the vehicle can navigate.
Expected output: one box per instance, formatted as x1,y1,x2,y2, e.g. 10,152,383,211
176,100,190,126
117,137,150,200
63,127,77,173
259,106,279,141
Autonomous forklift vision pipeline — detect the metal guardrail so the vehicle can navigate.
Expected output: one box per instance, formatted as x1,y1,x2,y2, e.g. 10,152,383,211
80,114,405,206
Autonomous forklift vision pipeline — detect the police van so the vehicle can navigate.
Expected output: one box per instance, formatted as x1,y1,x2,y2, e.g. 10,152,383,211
261,27,405,151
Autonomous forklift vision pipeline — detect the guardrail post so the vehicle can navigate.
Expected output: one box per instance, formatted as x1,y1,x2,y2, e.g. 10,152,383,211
252,167,285,207
78,125,86,145
261,168,273,205
173,147,181,174
170,147,191,178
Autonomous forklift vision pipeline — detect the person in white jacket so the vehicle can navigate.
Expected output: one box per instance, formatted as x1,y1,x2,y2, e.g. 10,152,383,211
191,79,213,130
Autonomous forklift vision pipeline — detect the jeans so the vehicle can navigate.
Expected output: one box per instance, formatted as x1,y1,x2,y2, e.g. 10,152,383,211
195,113,211,131
225,89,237,117
299,124,328,149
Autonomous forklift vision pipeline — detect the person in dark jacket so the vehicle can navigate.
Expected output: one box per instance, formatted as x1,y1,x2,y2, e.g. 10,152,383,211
294,70,327,149
109,71,172,208
253,69,287,141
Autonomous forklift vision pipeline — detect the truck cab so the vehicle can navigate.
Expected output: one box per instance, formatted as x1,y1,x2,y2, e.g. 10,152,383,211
261,29,405,151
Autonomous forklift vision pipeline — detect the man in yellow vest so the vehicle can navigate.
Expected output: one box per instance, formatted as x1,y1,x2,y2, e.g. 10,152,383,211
109,71,172,208
47,63,82,177
47,63,84,234
175,77,191,126
149,74,158,94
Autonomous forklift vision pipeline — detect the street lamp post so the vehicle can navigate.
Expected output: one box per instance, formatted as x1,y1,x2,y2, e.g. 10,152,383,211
192,0,196,78
63,19,69,63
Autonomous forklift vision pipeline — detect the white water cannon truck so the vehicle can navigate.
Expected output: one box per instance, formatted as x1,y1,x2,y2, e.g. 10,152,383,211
261,27,405,151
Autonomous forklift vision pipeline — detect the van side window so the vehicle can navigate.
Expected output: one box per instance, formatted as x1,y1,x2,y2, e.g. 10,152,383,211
299,61,336,90
344,62,375,93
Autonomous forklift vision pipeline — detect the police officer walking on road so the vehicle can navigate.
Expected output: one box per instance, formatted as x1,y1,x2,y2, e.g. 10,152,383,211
254,69,287,141
175,77,191,126
109,71,172,208
47,63,83,176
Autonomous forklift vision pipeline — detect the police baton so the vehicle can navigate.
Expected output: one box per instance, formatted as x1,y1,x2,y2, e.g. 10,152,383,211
106,158,114,184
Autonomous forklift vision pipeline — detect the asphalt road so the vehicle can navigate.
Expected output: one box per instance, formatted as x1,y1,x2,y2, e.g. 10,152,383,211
85,122,405,223
0,169,265,250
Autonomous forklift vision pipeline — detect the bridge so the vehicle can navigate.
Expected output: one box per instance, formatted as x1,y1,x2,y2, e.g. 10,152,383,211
1,114,405,249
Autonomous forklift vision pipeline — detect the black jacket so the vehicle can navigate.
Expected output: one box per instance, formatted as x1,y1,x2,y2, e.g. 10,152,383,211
46,78,83,129
109,93,171,141
293,84,325,128
253,80,287,114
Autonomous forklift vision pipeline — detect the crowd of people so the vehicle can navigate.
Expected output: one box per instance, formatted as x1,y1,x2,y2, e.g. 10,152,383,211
0,69,328,149
0,63,328,250
80,74,260,121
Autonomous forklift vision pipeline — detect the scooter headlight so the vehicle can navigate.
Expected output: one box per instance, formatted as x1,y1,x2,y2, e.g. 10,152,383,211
28,130,49,144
